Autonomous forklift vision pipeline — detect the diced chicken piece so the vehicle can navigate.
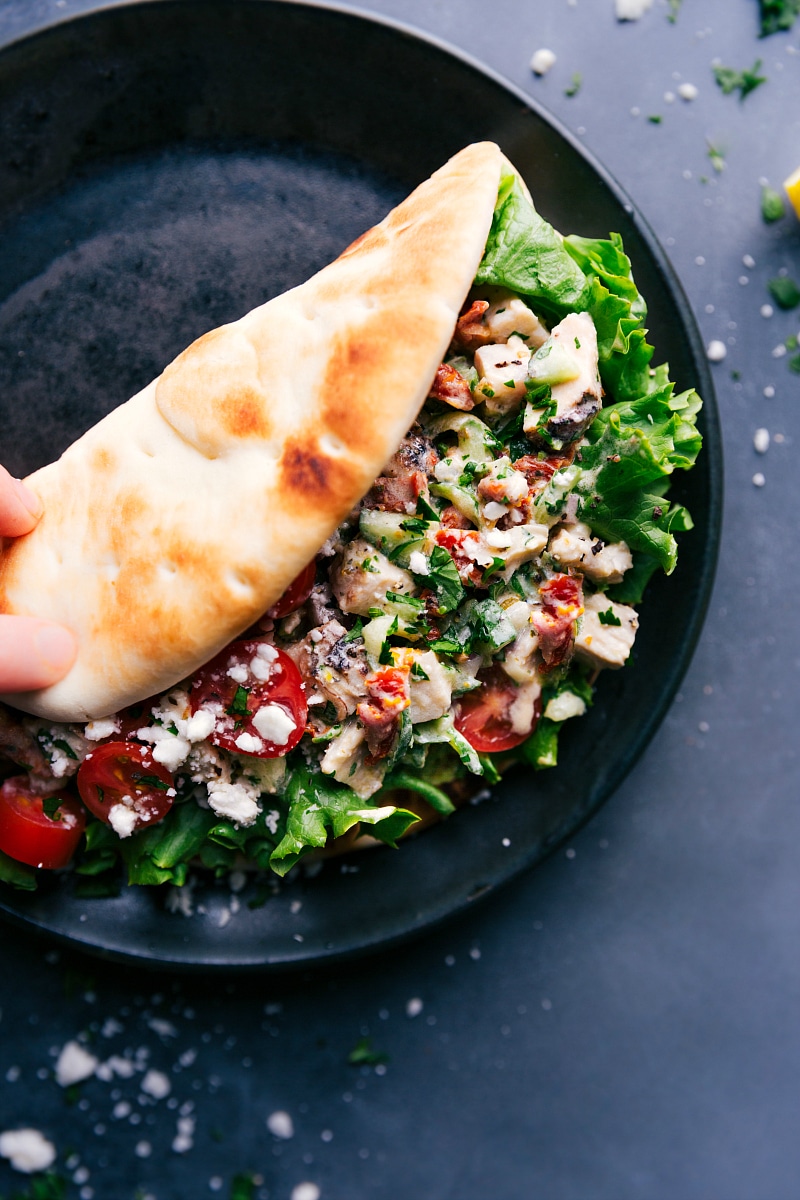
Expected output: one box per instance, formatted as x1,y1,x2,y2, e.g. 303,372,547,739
408,651,453,724
365,432,439,513
548,521,633,584
329,538,416,618
574,593,638,669
283,619,367,721
474,336,531,414
483,294,549,348
319,719,384,799
526,313,602,445
499,601,541,685
476,458,529,516
544,691,587,722
483,522,550,574
381,432,439,480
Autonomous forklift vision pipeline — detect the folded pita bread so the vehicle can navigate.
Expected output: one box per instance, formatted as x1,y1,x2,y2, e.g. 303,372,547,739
0,142,504,722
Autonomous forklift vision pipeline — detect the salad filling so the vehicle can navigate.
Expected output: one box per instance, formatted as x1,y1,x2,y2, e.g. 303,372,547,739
0,164,702,891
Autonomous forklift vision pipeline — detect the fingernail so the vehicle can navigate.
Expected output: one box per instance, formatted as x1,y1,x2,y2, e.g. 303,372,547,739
34,624,77,675
13,478,42,518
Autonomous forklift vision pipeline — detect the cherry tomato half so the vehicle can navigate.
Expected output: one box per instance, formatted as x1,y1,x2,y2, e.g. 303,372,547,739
268,561,317,620
77,741,175,835
454,666,541,754
0,776,86,869
189,639,307,758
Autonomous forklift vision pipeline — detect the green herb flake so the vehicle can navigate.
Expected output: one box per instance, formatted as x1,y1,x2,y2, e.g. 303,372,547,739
42,795,63,821
759,0,800,36
564,72,582,98
598,607,622,626
707,142,726,174
789,354,800,375
648,115,663,125
132,773,171,792
713,59,767,101
667,0,683,22
348,1035,390,1067
410,660,430,681
761,184,786,223
343,617,364,643
226,685,251,718
768,276,800,310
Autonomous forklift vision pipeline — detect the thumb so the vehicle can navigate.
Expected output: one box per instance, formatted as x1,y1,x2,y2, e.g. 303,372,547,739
0,617,77,692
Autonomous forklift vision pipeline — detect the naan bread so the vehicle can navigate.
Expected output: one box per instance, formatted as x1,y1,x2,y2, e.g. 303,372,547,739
0,142,504,721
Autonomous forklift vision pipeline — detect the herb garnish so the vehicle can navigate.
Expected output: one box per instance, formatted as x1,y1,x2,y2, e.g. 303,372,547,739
598,608,622,627
713,59,767,101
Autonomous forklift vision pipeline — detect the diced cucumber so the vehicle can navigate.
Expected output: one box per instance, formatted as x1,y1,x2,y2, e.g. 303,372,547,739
426,412,500,464
359,510,438,568
527,338,581,386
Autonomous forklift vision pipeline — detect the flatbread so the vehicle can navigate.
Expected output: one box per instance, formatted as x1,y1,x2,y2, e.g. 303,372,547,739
0,142,504,721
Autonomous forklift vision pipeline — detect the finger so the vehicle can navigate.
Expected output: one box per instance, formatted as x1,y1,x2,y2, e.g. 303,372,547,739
0,617,77,692
0,465,42,538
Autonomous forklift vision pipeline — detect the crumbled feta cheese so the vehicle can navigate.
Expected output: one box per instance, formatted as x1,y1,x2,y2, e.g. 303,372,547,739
265,810,280,834
108,804,137,839
753,472,766,487
483,501,507,522
55,1041,98,1087
530,48,557,76
252,704,296,746
615,0,653,19
0,1128,56,1174
291,1185,321,1200
753,428,770,454
544,691,588,722
84,716,120,741
184,709,216,742
151,735,191,771
140,1069,171,1100
206,779,260,826
250,657,272,682
234,731,264,755
255,643,278,663
706,340,727,362
408,550,429,575
172,1115,195,1154
227,664,248,684
267,1111,295,1139
678,82,698,101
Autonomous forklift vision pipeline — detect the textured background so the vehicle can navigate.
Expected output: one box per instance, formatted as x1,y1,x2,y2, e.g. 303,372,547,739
0,1,798,1198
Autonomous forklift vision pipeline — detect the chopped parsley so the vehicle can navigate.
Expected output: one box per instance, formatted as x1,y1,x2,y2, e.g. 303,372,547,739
598,607,622,627
667,0,683,21
564,73,582,98
713,59,767,101
413,545,464,615
226,685,251,718
759,0,800,35
768,276,800,310
42,795,63,821
410,660,430,680
761,184,786,224
707,142,726,174
343,617,364,643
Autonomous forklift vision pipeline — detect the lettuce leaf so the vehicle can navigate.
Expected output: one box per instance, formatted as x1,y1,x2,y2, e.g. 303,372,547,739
576,383,701,572
120,802,217,886
269,767,418,877
474,168,588,314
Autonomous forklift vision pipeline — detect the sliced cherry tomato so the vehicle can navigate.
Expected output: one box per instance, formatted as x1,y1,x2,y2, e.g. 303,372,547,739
77,741,175,835
189,639,307,758
0,776,86,869
454,666,541,753
268,561,317,619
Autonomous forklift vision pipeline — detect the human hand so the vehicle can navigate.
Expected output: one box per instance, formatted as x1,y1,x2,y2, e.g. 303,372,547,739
0,466,76,691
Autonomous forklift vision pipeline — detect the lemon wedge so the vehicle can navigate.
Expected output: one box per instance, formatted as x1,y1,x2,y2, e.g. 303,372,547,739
785,165,800,219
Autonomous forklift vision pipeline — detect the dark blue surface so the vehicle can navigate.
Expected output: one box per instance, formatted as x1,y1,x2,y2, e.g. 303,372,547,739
0,1,797,1198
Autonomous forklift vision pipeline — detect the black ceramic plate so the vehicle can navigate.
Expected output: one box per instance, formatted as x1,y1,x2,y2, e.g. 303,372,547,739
0,0,721,969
